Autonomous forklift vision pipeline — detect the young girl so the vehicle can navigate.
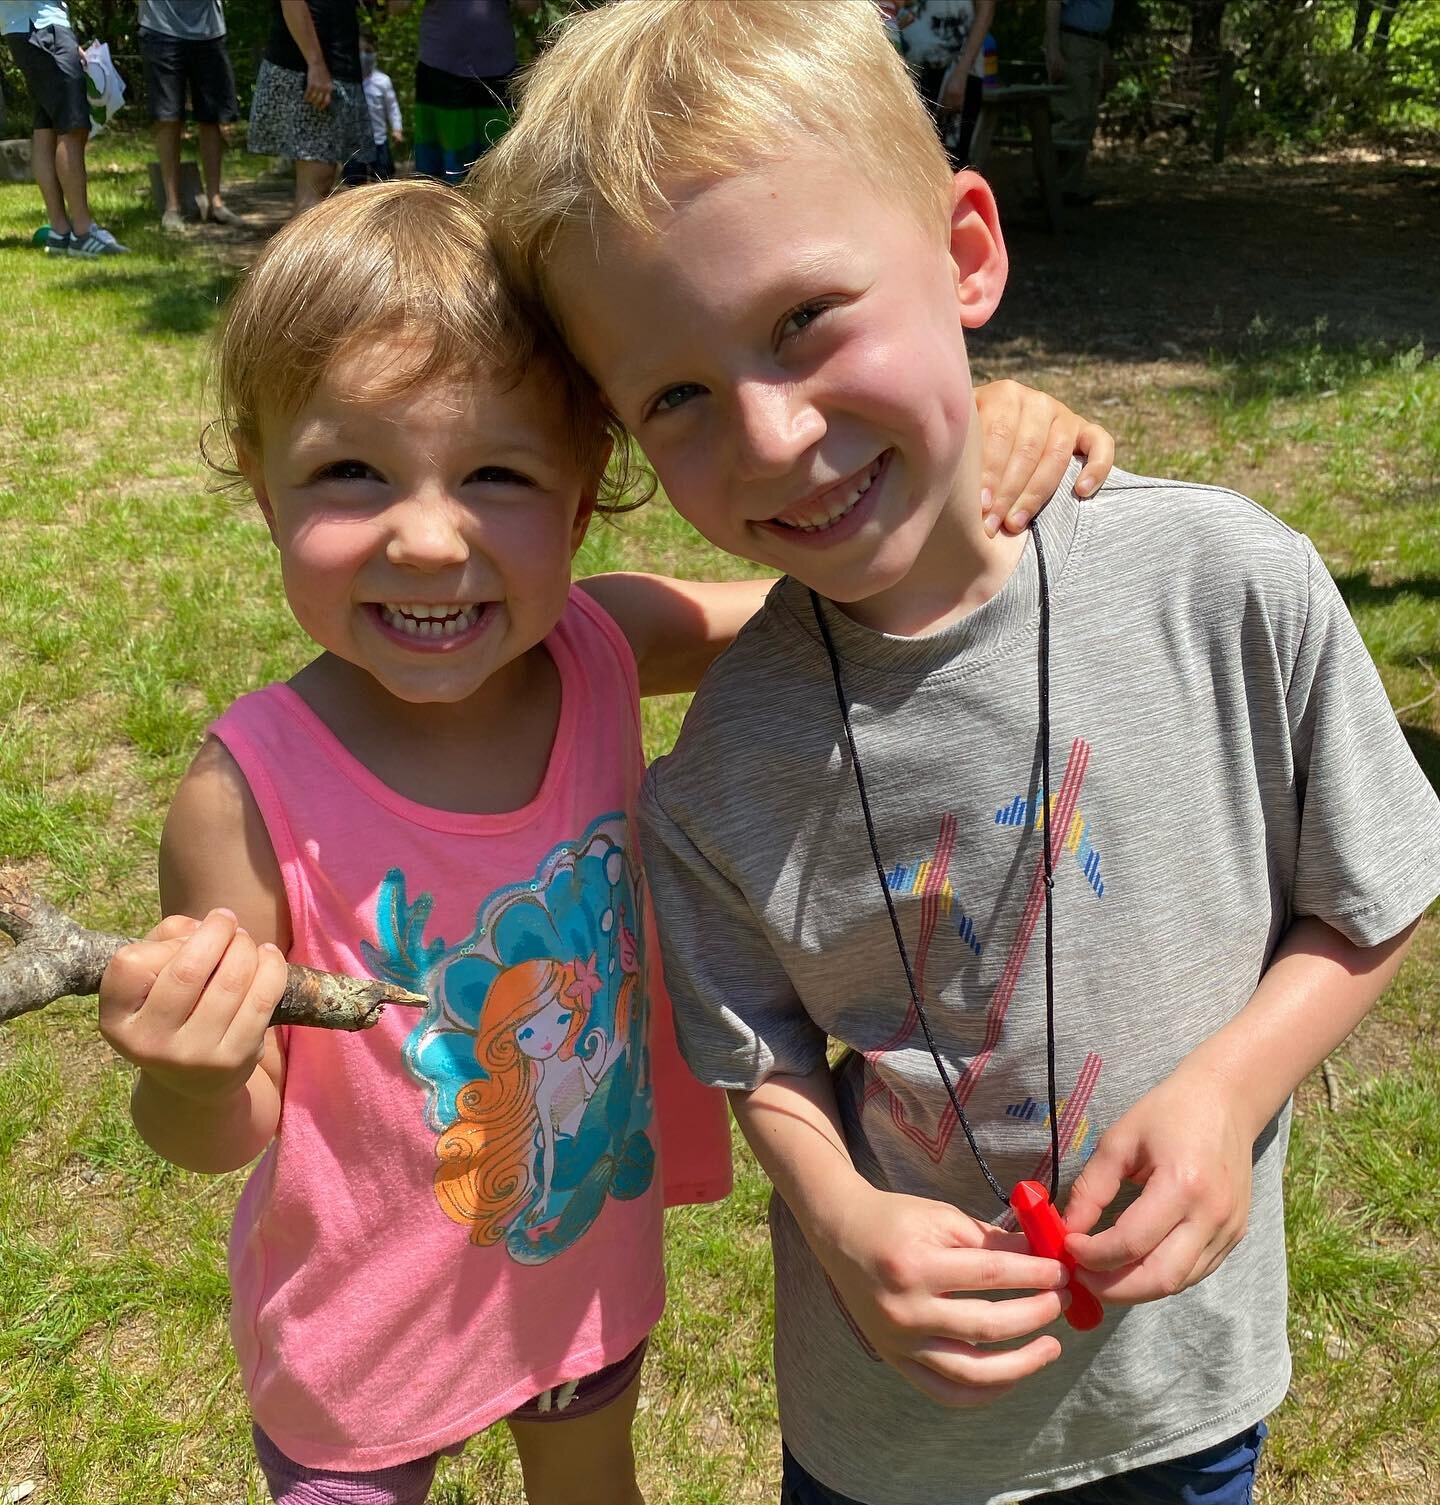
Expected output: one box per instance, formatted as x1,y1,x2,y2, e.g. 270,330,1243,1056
97,181,1112,1504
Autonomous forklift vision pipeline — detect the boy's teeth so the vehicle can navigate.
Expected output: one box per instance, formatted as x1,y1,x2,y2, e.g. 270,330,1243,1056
379,603,483,639
779,458,883,531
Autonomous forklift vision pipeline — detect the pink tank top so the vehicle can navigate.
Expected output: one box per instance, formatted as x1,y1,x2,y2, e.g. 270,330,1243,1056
211,588,732,1470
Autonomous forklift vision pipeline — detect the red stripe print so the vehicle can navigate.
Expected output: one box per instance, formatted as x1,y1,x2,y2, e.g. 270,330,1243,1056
863,812,955,1105
957,738,1090,1107
1028,1050,1103,1191
863,740,1094,1165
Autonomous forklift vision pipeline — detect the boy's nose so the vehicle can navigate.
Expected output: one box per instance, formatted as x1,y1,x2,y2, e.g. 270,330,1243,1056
384,492,471,571
731,379,826,480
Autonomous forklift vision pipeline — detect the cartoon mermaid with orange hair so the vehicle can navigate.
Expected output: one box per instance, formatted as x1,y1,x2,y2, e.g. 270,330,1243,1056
435,954,616,1244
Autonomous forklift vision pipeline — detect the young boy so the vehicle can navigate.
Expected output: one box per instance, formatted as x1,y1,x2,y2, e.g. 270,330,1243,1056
343,31,402,185
478,2,1440,1501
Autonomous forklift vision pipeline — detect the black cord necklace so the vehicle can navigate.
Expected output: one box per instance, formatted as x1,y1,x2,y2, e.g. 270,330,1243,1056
810,522,1103,1331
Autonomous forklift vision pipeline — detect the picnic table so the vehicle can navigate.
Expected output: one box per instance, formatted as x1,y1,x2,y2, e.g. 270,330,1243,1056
969,82,1068,234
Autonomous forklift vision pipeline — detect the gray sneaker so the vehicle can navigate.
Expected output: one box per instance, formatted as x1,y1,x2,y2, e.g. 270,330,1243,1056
69,225,130,257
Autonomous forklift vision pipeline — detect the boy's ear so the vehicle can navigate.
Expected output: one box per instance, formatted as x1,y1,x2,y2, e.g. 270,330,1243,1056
236,438,280,545
947,170,1008,329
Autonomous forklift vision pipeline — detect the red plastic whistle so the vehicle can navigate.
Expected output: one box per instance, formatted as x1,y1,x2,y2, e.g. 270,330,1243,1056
1010,1180,1104,1332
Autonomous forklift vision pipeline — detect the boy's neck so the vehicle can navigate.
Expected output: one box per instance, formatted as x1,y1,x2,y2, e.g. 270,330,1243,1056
836,431,1028,638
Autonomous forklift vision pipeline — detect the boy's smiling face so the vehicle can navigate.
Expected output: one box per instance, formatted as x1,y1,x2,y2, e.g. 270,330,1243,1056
551,143,1008,623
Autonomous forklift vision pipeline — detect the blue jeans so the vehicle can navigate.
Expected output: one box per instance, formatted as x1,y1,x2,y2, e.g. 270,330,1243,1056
780,1421,1267,1504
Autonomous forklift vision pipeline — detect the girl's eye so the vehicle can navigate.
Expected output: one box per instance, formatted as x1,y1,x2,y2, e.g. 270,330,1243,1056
466,466,535,487
651,383,706,417
556,1012,572,1028
781,302,831,340
518,1027,534,1042
315,459,380,482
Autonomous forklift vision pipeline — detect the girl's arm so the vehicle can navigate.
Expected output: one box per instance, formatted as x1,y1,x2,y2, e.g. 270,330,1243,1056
99,739,290,1174
585,381,1116,695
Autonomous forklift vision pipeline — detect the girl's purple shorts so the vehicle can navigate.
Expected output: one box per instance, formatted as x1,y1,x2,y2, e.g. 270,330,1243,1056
254,1337,648,1505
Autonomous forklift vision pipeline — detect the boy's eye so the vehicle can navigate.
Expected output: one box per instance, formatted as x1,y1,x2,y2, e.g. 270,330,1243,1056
650,383,706,417
315,459,380,482
780,302,831,340
466,466,535,488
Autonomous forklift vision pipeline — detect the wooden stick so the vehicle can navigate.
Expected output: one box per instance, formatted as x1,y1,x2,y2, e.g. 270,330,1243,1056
0,866,427,1030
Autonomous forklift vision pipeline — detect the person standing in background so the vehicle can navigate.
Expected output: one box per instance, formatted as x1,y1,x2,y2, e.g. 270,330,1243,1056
389,0,538,186
1,0,129,254
342,29,402,183
897,0,995,169
1045,0,1113,204
248,0,368,216
137,0,242,232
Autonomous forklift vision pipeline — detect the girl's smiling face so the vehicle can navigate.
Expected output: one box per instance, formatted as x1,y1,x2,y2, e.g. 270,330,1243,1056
241,340,595,710
515,993,576,1061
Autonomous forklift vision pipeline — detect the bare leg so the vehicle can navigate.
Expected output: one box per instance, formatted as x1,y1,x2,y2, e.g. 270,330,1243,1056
293,158,337,216
198,121,225,208
53,127,92,235
155,118,184,214
507,1368,646,1505
30,127,70,233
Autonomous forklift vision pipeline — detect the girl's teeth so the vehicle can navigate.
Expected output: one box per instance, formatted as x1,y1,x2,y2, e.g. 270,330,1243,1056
380,604,482,639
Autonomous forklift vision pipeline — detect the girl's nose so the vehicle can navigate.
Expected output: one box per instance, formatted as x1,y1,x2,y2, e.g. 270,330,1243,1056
384,491,471,571
731,379,826,481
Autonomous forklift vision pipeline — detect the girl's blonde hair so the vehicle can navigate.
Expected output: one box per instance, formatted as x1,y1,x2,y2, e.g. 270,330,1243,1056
474,0,955,299
208,180,639,509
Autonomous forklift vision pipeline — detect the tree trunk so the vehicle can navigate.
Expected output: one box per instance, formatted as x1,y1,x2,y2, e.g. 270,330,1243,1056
1190,0,1229,58
1351,0,1375,50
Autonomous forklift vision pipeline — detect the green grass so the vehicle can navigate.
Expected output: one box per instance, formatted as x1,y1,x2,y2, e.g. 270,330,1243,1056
1,136,1438,1503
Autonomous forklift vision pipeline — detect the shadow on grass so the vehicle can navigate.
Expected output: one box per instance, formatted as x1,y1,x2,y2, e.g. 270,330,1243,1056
1335,573,1440,607
66,259,241,335
985,156,1440,365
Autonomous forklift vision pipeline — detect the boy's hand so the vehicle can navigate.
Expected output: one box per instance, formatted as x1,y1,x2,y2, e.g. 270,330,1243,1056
973,379,1114,536
1062,1068,1254,1304
99,909,287,1107
816,1183,1071,1408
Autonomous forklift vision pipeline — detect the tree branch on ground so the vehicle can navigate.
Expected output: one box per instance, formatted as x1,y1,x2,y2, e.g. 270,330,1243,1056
0,866,427,1030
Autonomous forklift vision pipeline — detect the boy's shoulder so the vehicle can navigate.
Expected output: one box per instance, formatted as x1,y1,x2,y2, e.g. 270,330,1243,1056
1082,466,1311,571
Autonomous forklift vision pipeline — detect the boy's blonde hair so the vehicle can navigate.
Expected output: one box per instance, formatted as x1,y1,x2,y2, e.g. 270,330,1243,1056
209,180,634,507
476,0,954,296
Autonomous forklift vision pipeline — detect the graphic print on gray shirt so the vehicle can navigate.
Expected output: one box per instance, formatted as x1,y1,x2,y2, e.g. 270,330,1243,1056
640,472,1440,1505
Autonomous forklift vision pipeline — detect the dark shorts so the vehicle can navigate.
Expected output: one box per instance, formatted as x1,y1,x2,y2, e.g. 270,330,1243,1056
5,23,89,134
253,1338,649,1505
139,27,237,124
780,1421,1268,1505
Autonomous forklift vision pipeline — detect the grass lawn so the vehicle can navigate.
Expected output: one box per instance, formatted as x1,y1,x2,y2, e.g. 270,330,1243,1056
0,136,1437,1504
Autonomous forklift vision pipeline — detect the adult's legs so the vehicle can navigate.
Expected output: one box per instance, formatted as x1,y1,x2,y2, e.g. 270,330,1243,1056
198,121,226,210
29,127,70,232
155,117,185,215
293,158,338,215
53,127,93,234
506,1366,645,1505
1050,32,1106,195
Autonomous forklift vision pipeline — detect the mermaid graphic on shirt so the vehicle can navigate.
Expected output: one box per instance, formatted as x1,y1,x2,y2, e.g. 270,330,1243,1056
369,813,656,1264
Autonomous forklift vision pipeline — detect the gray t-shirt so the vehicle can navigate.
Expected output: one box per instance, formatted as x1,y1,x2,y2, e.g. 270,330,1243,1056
640,471,1440,1504
138,0,225,42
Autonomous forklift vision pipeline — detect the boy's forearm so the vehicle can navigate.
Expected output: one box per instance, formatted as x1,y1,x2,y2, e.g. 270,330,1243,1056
132,1066,281,1174
1175,916,1419,1141
729,1067,871,1250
